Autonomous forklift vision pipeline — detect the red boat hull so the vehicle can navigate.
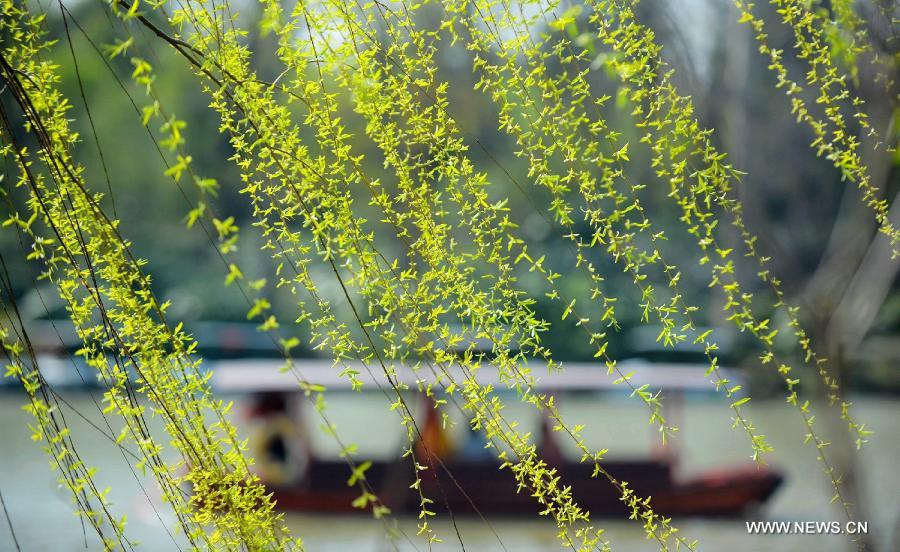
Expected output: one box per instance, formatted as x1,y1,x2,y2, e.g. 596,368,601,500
267,458,782,517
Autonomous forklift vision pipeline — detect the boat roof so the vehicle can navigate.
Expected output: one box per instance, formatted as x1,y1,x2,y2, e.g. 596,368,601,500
210,358,742,393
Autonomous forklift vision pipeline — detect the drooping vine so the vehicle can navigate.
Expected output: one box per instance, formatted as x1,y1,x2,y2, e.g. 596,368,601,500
0,0,892,549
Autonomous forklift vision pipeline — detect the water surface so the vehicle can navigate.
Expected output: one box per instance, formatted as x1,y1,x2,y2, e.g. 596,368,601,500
1,391,897,551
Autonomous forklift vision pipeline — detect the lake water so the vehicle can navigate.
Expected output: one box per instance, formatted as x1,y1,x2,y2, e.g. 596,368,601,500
1,390,897,551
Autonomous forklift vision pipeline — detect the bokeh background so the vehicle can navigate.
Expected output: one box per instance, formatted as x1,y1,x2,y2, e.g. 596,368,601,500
0,0,898,550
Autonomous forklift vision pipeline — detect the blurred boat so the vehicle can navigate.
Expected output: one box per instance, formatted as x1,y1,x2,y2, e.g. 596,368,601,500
1,319,785,515
212,359,783,517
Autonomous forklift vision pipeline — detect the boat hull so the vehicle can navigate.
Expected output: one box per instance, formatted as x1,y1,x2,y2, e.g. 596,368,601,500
267,458,782,517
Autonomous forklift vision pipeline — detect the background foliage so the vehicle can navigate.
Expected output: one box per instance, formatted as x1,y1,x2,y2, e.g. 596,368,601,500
0,0,897,549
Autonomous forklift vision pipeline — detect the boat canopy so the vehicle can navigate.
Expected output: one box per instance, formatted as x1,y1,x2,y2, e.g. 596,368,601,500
210,358,742,394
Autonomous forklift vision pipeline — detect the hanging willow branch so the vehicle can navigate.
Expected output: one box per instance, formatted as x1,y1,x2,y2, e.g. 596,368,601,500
0,0,895,549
